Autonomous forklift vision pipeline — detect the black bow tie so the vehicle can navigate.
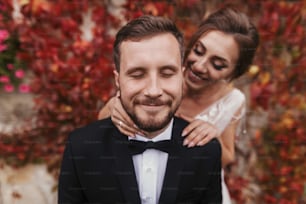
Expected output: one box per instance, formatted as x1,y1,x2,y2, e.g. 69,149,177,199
128,139,173,155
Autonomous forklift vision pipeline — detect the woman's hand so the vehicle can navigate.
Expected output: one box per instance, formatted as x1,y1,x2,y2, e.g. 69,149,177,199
178,114,219,148
109,97,146,137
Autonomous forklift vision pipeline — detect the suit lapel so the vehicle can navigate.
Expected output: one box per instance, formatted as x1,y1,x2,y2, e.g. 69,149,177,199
159,117,186,204
112,129,141,204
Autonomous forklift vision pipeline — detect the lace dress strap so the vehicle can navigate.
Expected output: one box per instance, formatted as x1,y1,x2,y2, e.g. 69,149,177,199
195,88,246,134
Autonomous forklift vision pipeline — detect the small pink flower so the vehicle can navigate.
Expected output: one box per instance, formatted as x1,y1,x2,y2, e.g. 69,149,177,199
19,84,31,93
0,76,10,83
4,84,14,92
0,30,9,41
7,64,14,70
15,69,25,78
0,44,7,52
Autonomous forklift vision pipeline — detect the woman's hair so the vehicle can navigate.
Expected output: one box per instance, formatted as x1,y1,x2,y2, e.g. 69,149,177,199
184,7,259,80
113,15,184,71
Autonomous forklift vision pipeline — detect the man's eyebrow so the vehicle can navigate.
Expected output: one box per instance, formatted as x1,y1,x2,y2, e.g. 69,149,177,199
159,65,180,71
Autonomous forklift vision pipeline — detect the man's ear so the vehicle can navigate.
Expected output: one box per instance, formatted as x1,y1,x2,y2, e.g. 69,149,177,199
113,70,119,89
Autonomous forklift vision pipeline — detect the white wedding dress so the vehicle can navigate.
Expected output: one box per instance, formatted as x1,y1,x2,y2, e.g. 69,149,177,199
195,88,246,204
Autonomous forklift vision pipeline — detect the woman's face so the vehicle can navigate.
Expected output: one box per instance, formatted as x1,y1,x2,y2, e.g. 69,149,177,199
184,30,239,91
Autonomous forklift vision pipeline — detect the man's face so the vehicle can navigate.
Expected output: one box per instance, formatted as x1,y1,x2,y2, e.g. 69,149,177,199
115,33,183,136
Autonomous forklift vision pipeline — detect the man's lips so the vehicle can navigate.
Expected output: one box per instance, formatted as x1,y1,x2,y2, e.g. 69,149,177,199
137,104,167,113
140,102,166,106
135,99,170,106
135,99,170,112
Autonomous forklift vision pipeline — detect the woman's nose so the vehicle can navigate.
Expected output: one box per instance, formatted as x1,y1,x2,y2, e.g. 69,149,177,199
192,58,208,73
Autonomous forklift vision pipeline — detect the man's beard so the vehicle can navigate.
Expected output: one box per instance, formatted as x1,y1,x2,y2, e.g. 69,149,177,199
121,98,178,132
128,110,174,132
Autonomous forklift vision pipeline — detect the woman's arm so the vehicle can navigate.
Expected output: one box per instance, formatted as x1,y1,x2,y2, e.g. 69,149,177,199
218,102,245,167
178,115,219,148
217,120,238,167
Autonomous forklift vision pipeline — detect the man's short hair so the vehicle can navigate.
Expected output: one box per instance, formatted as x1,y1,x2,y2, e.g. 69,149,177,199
113,15,184,71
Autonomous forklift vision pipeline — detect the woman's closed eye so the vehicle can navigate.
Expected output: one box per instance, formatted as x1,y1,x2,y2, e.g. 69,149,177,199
193,42,205,56
211,57,228,71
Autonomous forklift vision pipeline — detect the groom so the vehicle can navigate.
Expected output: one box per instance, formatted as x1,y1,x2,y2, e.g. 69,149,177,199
58,15,222,203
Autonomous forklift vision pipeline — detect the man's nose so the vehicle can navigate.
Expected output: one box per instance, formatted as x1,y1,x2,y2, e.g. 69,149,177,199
144,76,163,98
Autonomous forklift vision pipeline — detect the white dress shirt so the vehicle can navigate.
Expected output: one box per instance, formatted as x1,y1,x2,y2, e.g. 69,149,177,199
129,119,173,204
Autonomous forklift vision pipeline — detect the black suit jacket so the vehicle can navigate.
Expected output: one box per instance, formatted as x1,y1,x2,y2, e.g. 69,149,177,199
58,117,222,204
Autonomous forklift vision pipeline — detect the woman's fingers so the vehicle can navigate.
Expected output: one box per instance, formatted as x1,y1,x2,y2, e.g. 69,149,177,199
182,119,205,146
110,98,146,137
182,120,218,147
183,127,206,147
115,118,140,137
193,127,218,146
181,119,202,136
111,109,146,137
117,124,137,138
111,114,142,137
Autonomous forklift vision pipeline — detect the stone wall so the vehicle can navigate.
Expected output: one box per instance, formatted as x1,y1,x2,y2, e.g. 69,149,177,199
0,92,57,204
0,161,57,204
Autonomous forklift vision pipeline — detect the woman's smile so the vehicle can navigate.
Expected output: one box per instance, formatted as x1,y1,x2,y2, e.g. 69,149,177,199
186,66,209,83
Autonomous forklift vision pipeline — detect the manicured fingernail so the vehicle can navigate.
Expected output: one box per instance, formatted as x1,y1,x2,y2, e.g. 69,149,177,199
188,142,195,148
183,139,189,146
182,131,187,137
137,132,144,136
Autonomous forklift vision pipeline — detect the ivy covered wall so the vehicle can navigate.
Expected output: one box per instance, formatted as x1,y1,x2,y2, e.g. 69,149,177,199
0,0,305,203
